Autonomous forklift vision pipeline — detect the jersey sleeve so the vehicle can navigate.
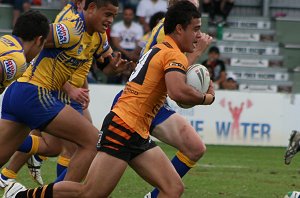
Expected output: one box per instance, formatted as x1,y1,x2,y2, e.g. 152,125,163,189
0,53,22,83
51,19,83,49
163,50,188,74
93,33,111,61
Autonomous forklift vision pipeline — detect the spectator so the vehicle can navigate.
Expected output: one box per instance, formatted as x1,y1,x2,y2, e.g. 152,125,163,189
108,5,144,84
136,0,167,33
137,11,165,56
110,5,144,62
1,0,31,27
202,0,234,25
221,73,238,90
202,46,226,89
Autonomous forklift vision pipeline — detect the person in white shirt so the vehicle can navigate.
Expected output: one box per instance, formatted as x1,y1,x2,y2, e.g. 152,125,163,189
136,0,167,32
109,5,144,84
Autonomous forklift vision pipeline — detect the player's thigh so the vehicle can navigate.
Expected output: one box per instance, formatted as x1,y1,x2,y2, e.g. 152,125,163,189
153,113,202,149
44,105,98,148
129,146,182,189
83,152,128,197
83,108,92,123
0,119,30,162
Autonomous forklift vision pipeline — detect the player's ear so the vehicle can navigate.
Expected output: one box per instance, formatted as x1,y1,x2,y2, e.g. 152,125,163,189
86,1,97,13
35,36,45,48
175,24,183,34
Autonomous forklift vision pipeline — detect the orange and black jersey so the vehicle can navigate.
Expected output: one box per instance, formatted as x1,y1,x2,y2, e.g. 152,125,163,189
112,36,188,139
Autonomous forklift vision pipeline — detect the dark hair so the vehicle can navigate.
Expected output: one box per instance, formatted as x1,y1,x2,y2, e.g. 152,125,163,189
12,10,49,42
164,1,201,35
123,4,135,13
149,11,165,30
84,0,118,10
208,46,220,54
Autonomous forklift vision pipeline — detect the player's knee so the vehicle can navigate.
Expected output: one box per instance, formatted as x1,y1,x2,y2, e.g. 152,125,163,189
160,179,184,197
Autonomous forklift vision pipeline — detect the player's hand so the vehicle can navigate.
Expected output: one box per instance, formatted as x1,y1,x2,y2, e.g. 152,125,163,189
68,87,90,109
196,33,213,54
187,33,213,65
206,80,215,97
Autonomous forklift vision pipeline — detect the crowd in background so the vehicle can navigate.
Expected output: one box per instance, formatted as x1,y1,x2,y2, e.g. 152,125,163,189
0,0,237,90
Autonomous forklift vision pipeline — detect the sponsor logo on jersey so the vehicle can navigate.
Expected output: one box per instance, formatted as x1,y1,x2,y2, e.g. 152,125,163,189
56,24,70,45
0,37,16,47
77,45,83,54
3,59,17,80
103,40,109,51
169,62,184,69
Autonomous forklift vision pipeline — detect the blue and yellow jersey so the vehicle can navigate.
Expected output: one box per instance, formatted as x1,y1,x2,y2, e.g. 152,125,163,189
54,2,77,23
54,2,110,88
142,18,165,54
0,35,27,92
18,12,110,90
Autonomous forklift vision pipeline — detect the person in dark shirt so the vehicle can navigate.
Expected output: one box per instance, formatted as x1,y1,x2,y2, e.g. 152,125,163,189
202,46,226,89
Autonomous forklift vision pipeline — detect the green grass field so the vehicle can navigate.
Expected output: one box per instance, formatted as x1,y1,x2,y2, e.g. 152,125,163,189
1,143,300,197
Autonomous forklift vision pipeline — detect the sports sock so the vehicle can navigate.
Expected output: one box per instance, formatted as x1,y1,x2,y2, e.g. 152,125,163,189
16,183,54,198
56,156,70,177
1,167,17,180
151,151,196,197
36,155,47,162
18,135,39,154
54,168,67,183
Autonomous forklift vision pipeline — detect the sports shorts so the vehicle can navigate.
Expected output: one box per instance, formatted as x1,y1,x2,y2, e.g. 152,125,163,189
111,90,176,133
1,81,65,130
97,111,157,162
52,90,83,114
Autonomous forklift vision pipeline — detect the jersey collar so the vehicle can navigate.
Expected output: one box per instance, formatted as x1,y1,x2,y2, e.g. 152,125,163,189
12,35,24,49
78,11,87,31
163,35,181,51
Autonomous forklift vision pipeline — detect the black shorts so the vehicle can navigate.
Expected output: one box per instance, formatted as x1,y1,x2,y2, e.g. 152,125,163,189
97,111,157,162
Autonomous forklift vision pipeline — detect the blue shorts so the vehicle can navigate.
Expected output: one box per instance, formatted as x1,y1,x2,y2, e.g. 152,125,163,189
52,91,83,115
1,81,65,130
111,90,176,132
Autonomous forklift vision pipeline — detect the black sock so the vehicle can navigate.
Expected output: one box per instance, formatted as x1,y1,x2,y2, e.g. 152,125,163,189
16,183,54,198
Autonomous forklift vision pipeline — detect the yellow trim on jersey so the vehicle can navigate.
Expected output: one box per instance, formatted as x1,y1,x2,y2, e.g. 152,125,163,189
1,168,17,179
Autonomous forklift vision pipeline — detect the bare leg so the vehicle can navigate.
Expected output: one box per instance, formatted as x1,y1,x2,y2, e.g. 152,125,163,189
130,146,184,198
0,120,30,167
53,152,128,198
43,105,98,182
152,113,206,162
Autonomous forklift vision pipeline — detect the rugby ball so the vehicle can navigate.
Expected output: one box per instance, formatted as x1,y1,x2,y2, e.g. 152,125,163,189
177,64,211,109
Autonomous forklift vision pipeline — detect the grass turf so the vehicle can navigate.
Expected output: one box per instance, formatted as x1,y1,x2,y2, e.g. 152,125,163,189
1,143,300,197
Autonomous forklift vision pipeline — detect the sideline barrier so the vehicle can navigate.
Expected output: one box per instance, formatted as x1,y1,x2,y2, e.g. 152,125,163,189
1,84,298,147
88,84,300,147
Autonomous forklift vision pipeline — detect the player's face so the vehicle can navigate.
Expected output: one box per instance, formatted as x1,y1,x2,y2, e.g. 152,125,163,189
180,18,202,53
123,9,134,25
76,0,86,12
91,3,118,33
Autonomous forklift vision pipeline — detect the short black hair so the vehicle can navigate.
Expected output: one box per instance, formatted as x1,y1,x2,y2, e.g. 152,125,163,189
149,11,165,30
164,1,201,35
12,10,49,42
84,0,118,10
123,4,135,13
208,46,220,54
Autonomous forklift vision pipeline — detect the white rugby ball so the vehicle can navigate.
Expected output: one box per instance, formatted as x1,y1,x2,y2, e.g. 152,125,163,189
177,64,211,109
